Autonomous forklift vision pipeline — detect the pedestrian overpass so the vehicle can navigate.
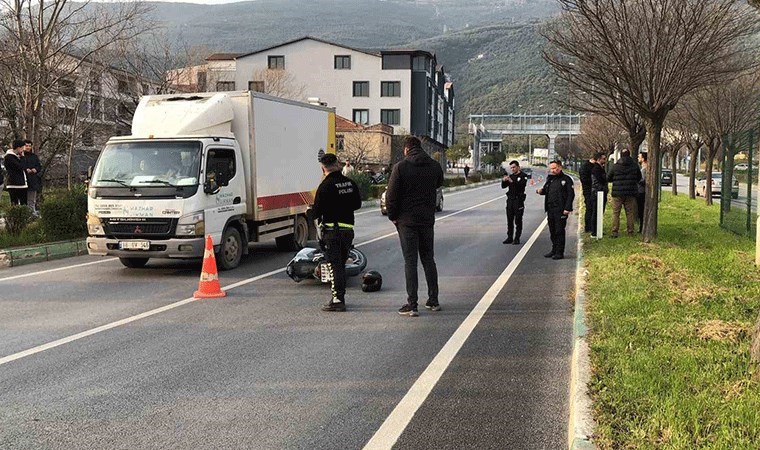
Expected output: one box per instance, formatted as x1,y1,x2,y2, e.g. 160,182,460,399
468,113,583,168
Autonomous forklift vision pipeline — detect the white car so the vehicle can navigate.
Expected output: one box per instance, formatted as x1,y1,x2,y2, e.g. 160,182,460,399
734,163,749,171
696,173,739,199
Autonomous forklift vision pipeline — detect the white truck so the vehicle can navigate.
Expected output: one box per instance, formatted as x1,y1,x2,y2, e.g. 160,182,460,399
86,91,336,269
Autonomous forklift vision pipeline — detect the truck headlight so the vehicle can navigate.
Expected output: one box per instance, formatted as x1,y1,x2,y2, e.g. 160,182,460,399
87,214,105,236
176,211,205,236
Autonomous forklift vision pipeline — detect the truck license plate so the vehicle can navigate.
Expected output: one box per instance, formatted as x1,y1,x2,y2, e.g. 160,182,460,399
119,240,150,250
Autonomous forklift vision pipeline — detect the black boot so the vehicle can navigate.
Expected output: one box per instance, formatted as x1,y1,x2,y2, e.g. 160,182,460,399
502,237,513,244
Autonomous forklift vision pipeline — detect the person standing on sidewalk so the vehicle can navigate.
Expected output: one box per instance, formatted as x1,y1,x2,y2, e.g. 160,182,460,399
22,140,42,212
386,136,444,317
590,152,608,237
501,160,528,245
537,160,574,260
4,139,28,206
578,154,597,233
636,152,647,233
311,153,362,312
607,149,642,237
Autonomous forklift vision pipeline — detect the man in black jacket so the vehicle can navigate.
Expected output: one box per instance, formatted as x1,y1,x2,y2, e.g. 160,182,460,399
590,152,608,237
4,139,28,205
537,160,575,260
22,140,42,212
501,160,528,245
386,136,444,317
578,154,597,233
312,153,362,312
607,150,642,237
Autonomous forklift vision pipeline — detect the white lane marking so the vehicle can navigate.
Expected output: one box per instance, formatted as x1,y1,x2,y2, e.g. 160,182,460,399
0,195,507,366
0,258,118,283
355,183,498,216
363,218,549,450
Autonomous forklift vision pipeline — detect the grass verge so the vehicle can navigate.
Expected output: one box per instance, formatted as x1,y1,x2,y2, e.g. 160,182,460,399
584,193,760,449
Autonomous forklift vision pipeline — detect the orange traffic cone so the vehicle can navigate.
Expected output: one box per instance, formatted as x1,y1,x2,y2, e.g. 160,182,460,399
194,235,226,299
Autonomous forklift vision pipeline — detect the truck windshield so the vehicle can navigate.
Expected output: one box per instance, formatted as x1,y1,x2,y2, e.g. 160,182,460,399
91,141,201,188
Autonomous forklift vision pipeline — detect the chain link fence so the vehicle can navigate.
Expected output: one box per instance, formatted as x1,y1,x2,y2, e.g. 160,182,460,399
721,126,758,240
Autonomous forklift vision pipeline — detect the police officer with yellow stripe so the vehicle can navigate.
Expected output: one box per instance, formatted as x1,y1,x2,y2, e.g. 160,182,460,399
312,153,362,311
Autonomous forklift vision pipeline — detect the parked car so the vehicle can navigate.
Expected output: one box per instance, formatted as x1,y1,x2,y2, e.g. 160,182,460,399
734,163,749,171
661,169,673,186
696,172,739,199
380,187,444,215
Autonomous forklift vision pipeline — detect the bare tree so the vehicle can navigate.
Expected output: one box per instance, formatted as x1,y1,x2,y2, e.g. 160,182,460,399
250,68,306,101
543,0,758,241
575,114,626,157
0,0,151,187
340,130,382,168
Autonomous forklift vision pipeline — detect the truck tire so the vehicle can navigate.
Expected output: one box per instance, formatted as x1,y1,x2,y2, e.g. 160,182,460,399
276,215,308,251
119,257,149,268
217,226,243,270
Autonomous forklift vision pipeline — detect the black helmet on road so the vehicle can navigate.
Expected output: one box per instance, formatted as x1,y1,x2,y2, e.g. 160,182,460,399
361,270,382,292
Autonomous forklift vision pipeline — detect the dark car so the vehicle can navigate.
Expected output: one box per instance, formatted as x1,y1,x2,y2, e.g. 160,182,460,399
522,167,533,179
661,169,672,186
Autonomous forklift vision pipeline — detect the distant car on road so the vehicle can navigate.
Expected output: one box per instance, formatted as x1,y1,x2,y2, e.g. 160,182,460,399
661,169,673,186
380,187,443,215
696,172,739,199
522,167,533,179
734,163,749,171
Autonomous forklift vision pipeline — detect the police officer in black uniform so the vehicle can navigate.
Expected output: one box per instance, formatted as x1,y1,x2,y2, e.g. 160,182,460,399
501,160,528,245
311,153,362,311
537,160,575,260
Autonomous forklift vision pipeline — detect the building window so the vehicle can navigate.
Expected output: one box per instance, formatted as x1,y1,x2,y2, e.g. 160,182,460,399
59,79,75,98
117,79,130,95
382,54,410,70
381,81,401,97
334,55,351,69
90,96,102,120
381,109,400,126
216,81,235,91
249,81,265,92
268,55,285,69
142,84,150,95
81,129,94,147
118,102,132,118
353,109,369,125
197,72,207,91
58,106,75,123
90,73,101,93
412,56,428,72
353,81,369,97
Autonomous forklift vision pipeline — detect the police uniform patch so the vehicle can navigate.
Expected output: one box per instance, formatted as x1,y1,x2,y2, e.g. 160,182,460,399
561,180,566,186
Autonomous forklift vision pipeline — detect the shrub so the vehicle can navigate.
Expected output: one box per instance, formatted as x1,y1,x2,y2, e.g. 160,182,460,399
39,186,88,240
2,205,35,236
468,172,483,183
443,177,466,187
370,184,386,199
347,171,373,201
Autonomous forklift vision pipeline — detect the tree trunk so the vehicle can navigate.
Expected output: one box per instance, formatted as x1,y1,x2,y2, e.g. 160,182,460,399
629,129,646,157
704,139,719,206
642,118,663,242
671,150,679,196
752,313,760,377
688,149,698,199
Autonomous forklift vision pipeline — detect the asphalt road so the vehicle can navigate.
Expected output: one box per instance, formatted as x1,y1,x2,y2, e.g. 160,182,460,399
0,172,576,450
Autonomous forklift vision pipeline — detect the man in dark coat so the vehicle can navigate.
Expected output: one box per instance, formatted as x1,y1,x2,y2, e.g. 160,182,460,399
386,136,444,316
4,139,28,205
22,140,42,212
590,152,608,237
501,160,528,245
578,154,597,233
607,149,642,237
537,160,575,260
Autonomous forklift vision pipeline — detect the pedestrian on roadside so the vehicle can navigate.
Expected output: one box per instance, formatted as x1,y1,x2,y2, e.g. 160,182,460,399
4,139,28,206
536,160,574,260
341,160,354,177
607,149,642,237
579,153,597,233
637,152,647,233
22,140,42,212
463,164,470,181
590,152,608,237
386,136,444,317
311,153,362,312
501,160,528,245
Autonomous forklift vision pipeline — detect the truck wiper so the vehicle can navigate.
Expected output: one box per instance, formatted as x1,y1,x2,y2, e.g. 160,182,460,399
138,179,177,187
96,178,130,187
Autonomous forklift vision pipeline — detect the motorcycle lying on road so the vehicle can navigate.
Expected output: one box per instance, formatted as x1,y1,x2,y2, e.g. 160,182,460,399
286,246,368,283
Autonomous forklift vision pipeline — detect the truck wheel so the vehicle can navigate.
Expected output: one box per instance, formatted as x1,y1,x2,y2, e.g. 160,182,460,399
217,227,243,270
276,215,308,251
119,257,149,268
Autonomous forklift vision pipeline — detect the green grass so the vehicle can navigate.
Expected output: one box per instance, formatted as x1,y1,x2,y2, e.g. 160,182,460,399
584,193,760,449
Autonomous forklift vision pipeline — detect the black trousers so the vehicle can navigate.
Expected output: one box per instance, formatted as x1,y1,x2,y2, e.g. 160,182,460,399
583,192,593,232
397,224,438,308
322,229,354,302
506,197,524,240
547,210,568,256
636,193,645,232
8,188,27,206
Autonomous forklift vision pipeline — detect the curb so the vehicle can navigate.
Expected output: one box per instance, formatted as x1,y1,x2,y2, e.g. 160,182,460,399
0,239,88,269
568,197,596,449
359,179,501,209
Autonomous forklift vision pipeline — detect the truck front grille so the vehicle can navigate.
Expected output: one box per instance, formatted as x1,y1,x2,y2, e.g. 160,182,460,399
104,218,176,237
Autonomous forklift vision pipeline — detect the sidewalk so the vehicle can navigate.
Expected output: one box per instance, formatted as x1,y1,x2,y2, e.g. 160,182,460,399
0,239,88,269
